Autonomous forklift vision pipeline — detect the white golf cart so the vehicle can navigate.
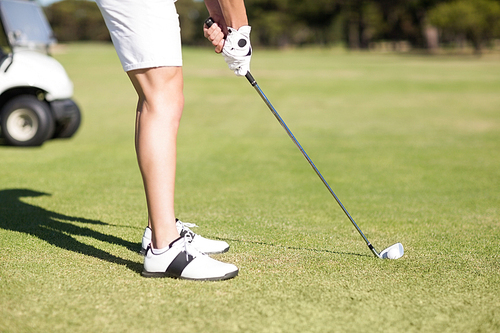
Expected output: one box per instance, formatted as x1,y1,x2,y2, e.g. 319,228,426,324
0,0,81,146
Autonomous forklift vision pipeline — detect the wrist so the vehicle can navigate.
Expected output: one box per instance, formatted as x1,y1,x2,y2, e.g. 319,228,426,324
225,19,248,30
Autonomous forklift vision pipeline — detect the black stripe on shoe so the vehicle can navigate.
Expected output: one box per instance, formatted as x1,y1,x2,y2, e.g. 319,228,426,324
164,251,194,278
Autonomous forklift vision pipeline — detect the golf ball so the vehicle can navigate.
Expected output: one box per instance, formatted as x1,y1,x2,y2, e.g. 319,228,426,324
387,248,399,259
386,244,403,259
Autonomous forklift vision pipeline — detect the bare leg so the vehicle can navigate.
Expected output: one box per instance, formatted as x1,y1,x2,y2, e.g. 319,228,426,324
128,66,184,249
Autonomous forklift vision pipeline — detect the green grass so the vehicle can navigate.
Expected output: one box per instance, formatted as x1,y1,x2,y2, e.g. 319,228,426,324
1,43,499,332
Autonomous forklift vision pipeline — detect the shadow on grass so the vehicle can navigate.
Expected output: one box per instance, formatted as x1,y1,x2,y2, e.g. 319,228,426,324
0,188,143,273
220,237,371,258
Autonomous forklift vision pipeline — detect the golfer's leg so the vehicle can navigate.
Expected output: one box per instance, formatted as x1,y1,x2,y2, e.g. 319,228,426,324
128,66,184,250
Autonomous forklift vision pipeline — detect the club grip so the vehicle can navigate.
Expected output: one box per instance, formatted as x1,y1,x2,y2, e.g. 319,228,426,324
205,17,214,28
245,71,256,86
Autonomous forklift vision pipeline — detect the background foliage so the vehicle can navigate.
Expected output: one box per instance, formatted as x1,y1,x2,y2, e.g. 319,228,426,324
43,0,500,51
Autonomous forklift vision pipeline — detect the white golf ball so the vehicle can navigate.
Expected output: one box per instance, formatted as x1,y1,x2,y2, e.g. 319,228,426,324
386,244,403,259
387,248,399,259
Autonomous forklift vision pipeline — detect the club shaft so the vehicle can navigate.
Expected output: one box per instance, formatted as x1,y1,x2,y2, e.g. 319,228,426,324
245,72,380,257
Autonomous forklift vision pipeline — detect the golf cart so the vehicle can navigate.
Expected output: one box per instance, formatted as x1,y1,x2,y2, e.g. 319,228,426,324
0,0,81,146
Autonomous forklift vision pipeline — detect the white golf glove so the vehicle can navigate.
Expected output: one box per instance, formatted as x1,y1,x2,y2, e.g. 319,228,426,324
222,26,252,76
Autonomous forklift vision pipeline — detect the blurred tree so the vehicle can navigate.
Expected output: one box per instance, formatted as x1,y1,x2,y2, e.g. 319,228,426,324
246,0,292,46
405,0,443,49
372,0,445,49
288,0,341,45
175,0,210,46
342,0,384,49
429,0,500,52
45,0,110,42
43,0,500,51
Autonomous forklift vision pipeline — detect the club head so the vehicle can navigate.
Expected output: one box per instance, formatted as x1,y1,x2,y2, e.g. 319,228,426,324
379,243,404,259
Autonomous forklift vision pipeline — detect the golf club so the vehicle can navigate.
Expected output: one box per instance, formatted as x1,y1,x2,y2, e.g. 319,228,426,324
205,17,403,259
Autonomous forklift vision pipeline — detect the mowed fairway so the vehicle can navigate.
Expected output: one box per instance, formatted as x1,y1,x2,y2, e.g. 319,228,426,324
1,43,499,332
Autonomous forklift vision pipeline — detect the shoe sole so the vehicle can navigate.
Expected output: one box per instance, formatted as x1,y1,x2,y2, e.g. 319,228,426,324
141,269,238,281
140,246,229,256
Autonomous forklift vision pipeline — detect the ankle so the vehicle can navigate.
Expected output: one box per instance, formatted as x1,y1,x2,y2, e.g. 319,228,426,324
152,234,179,249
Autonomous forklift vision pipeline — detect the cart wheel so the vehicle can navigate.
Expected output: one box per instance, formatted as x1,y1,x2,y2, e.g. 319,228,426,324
0,95,55,146
53,103,81,139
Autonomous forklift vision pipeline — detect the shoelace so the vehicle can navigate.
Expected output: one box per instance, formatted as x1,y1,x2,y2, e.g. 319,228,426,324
177,220,198,239
182,232,201,261
179,221,198,229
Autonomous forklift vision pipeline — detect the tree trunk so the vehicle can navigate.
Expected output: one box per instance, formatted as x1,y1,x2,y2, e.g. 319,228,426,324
349,20,360,49
424,24,439,51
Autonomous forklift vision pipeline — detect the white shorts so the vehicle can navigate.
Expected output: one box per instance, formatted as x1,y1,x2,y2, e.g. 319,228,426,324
96,0,182,72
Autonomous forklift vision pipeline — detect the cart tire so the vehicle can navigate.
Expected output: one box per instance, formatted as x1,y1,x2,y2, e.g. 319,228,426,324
53,105,81,139
0,95,55,146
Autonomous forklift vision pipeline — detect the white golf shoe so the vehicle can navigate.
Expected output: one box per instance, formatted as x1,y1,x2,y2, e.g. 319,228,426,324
141,219,230,255
142,235,238,281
